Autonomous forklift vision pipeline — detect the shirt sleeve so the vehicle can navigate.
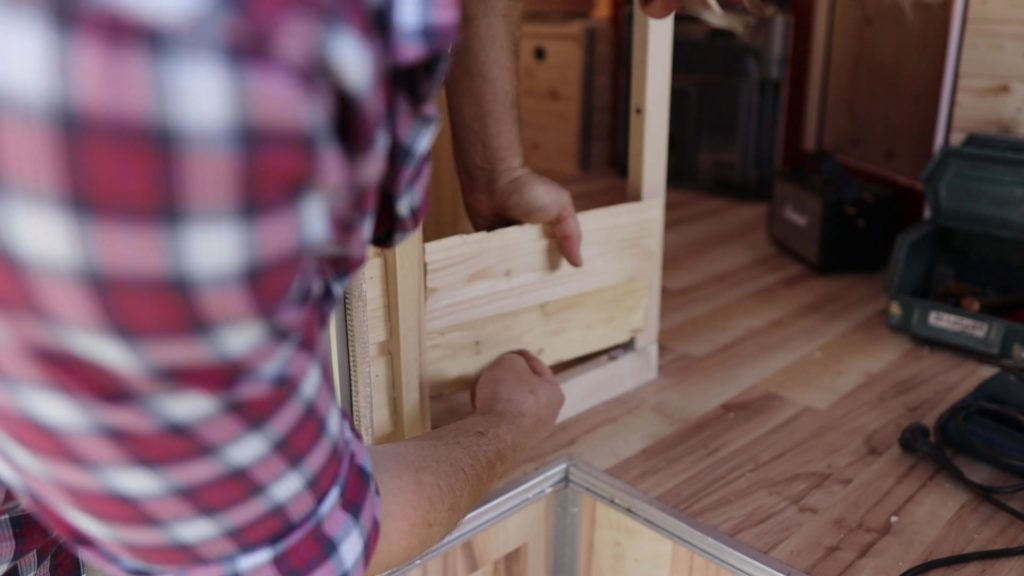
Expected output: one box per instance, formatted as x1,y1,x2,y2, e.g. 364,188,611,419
323,0,460,250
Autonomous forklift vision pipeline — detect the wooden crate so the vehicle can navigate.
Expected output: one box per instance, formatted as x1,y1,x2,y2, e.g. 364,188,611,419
520,19,613,176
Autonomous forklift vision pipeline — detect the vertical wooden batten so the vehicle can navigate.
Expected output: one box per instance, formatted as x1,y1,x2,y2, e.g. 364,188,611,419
383,229,429,439
627,1,673,350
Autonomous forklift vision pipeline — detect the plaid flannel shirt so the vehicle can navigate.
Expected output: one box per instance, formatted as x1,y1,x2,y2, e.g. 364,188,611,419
0,1,458,574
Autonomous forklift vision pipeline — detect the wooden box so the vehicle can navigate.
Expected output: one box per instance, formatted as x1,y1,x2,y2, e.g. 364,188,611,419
519,19,613,176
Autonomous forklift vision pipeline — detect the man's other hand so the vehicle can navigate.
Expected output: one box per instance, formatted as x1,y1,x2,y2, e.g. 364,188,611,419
463,168,584,268
472,351,565,446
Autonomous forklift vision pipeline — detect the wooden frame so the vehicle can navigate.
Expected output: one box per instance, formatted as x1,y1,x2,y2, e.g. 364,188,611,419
334,1,674,443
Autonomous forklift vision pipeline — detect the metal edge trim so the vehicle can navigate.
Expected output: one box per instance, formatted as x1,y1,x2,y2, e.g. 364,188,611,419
567,461,806,576
551,487,582,575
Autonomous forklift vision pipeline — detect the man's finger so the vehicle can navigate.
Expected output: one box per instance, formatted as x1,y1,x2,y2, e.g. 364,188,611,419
552,203,583,268
513,350,556,381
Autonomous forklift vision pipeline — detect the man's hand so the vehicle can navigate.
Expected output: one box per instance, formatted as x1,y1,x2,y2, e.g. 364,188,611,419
473,351,565,444
463,168,584,268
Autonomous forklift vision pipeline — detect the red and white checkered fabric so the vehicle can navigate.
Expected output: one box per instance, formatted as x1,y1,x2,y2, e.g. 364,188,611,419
0,1,458,574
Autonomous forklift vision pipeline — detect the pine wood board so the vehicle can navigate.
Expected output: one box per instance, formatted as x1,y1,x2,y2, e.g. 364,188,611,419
424,200,661,331
425,279,649,396
423,199,660,394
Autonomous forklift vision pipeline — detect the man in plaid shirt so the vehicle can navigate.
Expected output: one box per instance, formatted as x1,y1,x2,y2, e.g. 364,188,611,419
0,0,590,574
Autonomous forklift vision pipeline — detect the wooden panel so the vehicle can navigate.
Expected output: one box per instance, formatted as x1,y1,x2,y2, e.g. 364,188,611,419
950,1,1024,143
579,496,737,576
821,0,952,181
404,495,552,576
423,200,661,395
520,21,588,175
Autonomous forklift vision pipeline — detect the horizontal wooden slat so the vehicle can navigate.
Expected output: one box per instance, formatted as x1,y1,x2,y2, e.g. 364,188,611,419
424,200,662,332
426,279,649,395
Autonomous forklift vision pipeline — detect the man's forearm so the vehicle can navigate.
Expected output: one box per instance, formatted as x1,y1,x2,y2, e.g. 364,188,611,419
365,413,530,575
446,0,524,192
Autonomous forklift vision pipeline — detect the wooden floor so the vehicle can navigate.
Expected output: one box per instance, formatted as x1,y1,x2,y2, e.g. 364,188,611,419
516,189,1020,576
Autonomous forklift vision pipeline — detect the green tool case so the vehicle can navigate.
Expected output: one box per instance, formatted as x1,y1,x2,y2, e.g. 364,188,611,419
886,135,1024,364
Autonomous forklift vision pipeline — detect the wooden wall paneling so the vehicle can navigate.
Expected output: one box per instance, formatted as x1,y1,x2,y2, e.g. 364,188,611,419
950,0,1024,144
402,495,553,576
626,0,673,350
821,0,952,181
423,200,661,396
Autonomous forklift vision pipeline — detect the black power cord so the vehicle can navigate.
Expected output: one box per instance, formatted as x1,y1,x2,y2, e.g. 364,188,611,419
899,402,1024,576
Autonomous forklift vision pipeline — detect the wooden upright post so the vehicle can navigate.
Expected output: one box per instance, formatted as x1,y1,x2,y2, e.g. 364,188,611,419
627,1,674,350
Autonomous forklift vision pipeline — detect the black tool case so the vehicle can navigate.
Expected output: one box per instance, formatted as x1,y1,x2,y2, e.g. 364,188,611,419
886,136,1024,364
770,153,899,273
